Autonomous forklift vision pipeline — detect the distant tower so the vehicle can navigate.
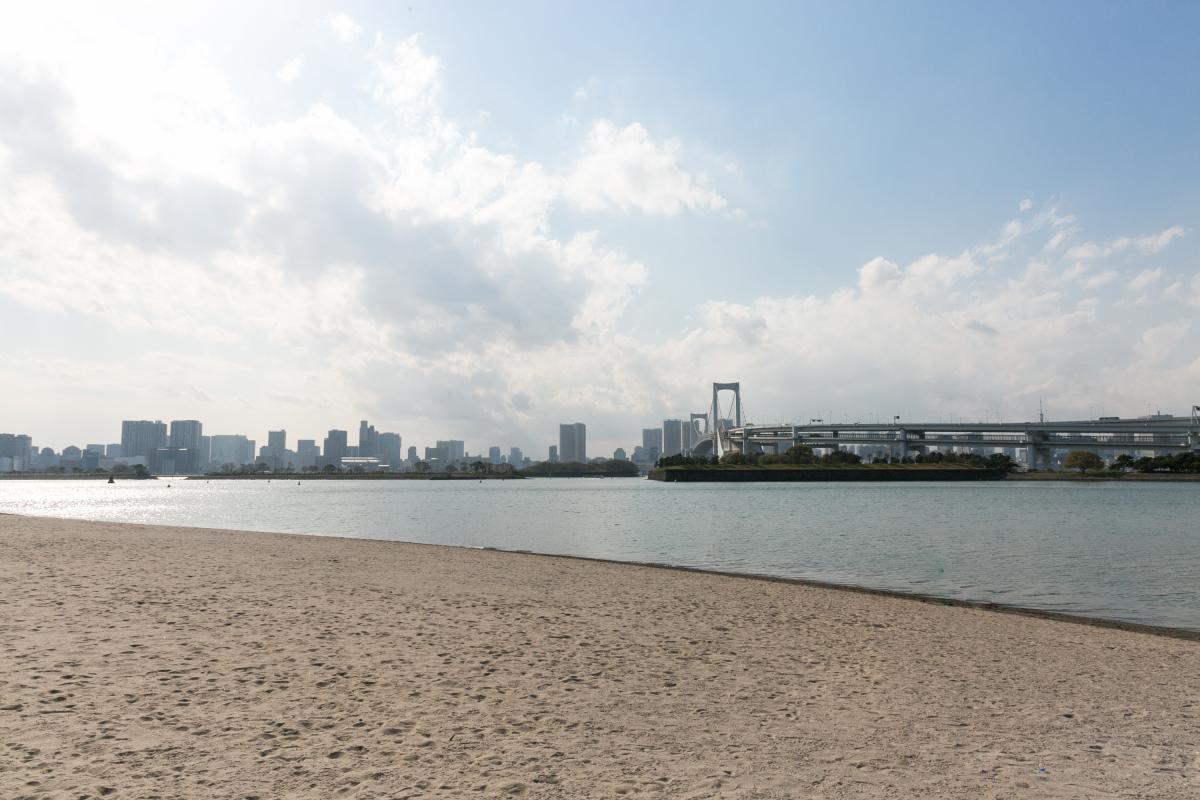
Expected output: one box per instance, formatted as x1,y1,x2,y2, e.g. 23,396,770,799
558,423,586,463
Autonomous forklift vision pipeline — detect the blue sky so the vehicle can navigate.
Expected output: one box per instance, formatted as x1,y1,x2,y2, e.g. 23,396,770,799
1,2,1197,453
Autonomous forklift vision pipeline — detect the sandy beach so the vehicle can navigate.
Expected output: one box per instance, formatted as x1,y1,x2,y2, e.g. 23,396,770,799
1,514,1198,798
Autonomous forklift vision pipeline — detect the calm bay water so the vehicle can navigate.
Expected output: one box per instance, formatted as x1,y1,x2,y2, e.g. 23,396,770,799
2,478,1198,631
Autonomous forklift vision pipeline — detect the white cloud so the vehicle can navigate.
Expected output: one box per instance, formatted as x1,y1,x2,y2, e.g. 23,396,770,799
564,120,727,215
325,12,363,42
1066,226,1184,261
1135,321,1191,363
1082,270,1118,290
1019,198,1033,212
276,56,303,84
371,35,441,114
1135,225,1184,254
1129,268,1164,291
1067,237,1130,260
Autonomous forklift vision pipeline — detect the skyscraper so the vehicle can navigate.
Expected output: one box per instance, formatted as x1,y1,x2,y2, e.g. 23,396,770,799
641,428,663,462
559,422,586,463
548,445,558,463
358,420,379,457
662,419,683,457
324,430,348,464
121,420,167,460
509,446,523,466
436,440,465,463
379,432,402,469
488,446,502,465
210,434,253,467
267,430,286,452
169,420,203,451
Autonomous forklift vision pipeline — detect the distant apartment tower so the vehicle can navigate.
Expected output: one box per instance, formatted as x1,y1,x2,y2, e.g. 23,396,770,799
379,432,402,469
169,420,203,451
548,445,558,463
324,430,348,464
209,434,253,467
613,448,628,461
662,419,684,457
267,430,286,452
0,433,33,472
406,446,418,464
359,420,379,458
489,446,502,465
559,423,586,463
296,439,320,470
641,428,663,462
509,446,523,467
121,420,167,460
436,440,465,464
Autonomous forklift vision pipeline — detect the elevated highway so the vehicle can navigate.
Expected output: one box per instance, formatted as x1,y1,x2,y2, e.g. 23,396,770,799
690,383,1200,468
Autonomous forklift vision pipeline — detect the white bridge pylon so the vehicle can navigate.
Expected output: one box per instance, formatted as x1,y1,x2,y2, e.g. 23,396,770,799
708,382,742,458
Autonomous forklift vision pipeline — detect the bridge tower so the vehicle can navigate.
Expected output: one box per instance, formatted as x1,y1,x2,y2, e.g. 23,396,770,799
710,382,742,429
709,382,743,457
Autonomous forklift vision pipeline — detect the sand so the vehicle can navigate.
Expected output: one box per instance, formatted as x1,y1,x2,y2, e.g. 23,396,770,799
1,514,1198,799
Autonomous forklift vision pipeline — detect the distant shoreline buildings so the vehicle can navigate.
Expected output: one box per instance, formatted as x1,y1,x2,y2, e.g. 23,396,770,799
5,409,730,476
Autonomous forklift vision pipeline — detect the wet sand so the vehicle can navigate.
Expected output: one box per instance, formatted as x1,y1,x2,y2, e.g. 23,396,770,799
1,514,1198,798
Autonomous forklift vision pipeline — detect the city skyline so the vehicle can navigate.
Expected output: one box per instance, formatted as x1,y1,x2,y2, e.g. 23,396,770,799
2,3,1198,455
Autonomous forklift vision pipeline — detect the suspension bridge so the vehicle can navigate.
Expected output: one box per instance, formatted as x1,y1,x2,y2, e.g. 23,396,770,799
687,382,1200,468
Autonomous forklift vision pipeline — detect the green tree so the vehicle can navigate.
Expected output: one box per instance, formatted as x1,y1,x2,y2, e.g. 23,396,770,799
986,453,1016,472
1113,454,1135,471
1064,450,1105,473
719,452,748,465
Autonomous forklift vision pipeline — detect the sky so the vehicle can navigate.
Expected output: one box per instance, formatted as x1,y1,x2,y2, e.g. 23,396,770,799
2,1,1198,456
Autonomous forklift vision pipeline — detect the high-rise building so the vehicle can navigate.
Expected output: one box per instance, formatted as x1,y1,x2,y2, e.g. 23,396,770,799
0,433,33,472
509,446,523,466
436,440,465,464
662,419,684,457
406,446,418,464
641,428,663,463
121,420,167,461
424,445,448,464
488,446,502,465
169,420,203,451
379,432,402,469
613,448,628,460
548,445,558,463
324,430,348,464
85,443,106,455
358,420,379,457
106,443,123,458
558,422,586,463
296,439,320,470
150,447,199,475
210,434,253,467
268,430,286,452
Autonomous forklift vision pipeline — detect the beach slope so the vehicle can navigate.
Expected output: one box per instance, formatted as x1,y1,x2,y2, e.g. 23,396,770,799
1,514,1197,798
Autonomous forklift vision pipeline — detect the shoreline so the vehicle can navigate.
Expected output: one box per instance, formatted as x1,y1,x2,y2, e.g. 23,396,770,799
3,513,1198,798
4,510,1197,640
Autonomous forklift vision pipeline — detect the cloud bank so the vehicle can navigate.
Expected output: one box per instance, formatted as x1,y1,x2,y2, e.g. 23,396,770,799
0,10,1196,453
